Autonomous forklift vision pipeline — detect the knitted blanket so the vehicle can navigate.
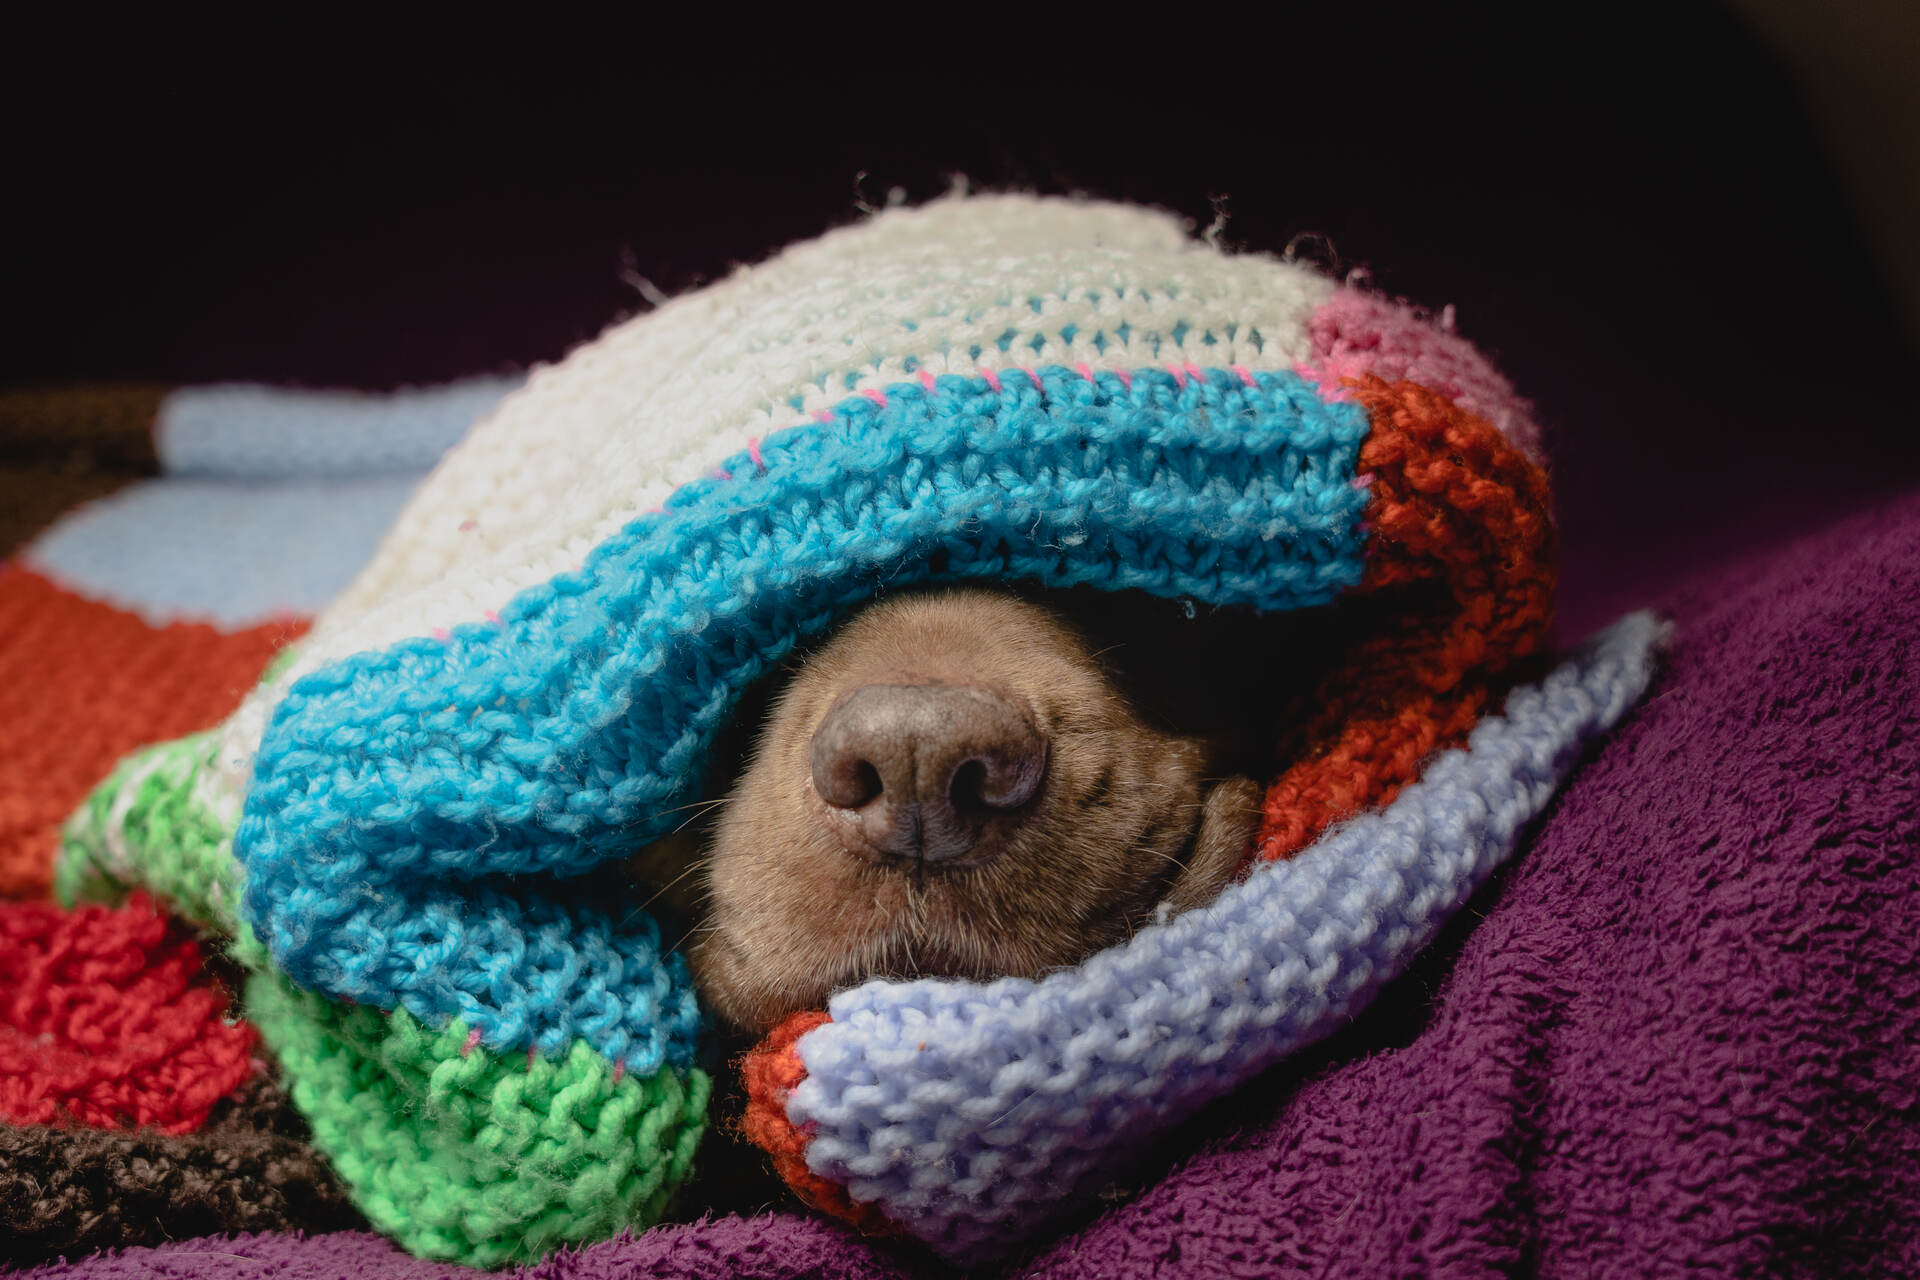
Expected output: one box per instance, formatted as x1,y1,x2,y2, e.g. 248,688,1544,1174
1,377,515,1263
2,195,1697,1268
15,485,1917,1276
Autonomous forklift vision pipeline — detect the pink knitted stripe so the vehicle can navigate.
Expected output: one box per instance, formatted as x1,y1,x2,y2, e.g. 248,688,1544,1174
1301,287,1544,463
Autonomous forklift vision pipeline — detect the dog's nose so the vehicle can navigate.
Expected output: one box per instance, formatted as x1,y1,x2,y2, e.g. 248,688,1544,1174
808,683,1048,864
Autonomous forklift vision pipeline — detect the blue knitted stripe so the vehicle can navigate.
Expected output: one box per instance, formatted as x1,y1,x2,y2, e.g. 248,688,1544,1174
236,366,1372,1063
794,611,1669,1258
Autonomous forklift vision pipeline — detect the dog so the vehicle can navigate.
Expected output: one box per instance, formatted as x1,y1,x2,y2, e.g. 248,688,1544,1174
629,583,1358,1034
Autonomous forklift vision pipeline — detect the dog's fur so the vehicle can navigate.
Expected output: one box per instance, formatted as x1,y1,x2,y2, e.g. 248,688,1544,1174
631,584,1345,1034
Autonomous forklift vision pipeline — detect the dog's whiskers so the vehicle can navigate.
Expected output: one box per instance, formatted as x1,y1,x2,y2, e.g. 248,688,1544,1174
631,858,705,915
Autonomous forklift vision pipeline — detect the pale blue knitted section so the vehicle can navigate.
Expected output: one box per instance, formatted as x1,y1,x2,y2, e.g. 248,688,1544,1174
27,376,520,625
237,366,1371,1065
790,610,1669,1259
156,376,522,478
25,476,425,626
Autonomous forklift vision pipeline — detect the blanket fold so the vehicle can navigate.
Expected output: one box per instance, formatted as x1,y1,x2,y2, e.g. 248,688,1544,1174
41,195,1677,1265
23,478,1918,1280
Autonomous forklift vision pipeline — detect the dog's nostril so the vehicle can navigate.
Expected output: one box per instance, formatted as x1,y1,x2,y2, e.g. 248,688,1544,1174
808,683,1047,863
950,749,1043,812
816,755,883,809
949,758,990,812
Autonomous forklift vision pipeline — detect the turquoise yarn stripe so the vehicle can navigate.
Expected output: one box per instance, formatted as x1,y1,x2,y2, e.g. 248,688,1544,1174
237,366,1372,1064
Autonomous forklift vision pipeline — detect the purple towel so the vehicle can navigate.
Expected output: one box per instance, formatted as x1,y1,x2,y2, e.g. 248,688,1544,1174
20,491,1918,1277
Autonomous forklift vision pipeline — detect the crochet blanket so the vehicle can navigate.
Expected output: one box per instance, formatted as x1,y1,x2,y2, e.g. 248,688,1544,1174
29,194,1647,1266
1,378,517,1261
5,196,1912,1273
12,469,1917,1274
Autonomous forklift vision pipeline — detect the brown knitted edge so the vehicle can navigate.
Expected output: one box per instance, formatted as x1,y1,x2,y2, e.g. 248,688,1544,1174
0,385,168,468
0,1069,363,1267
0,385,168,562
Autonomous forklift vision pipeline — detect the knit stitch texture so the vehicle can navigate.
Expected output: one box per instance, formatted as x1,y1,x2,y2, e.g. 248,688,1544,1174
237,364,1370,1065
0,893,254,1133
56,731,711,1268
1250,376,1554,862
246,974,709,1268
0,567,302,897
31,483,1906,1280
1303,288,1542,463
755,612,1663,1257
51,194,1633,1263
0,1071,363,1267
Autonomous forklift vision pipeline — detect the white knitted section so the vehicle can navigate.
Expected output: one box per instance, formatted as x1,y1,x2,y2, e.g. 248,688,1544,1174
207,195,1335,804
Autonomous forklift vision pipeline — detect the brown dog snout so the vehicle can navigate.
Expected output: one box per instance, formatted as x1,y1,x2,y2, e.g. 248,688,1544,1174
807,684,1048,865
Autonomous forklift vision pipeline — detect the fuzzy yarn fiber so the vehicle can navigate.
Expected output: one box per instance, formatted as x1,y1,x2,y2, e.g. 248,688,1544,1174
747,612,1662,1256
57,730,710,1268
25,483,1917,1280
0,893,254,1133
55,195,1655,1263
0,1071,363,1266
0,565,303,898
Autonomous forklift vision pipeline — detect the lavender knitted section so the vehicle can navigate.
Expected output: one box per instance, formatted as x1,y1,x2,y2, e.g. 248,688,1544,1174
1003,489,1920,1276
23,488,1920,1276
795,611,1665,1257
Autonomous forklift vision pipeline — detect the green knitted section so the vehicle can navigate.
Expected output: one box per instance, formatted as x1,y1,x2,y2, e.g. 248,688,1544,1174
247,973,710,1268
57,730,266,967
60,728,715,1266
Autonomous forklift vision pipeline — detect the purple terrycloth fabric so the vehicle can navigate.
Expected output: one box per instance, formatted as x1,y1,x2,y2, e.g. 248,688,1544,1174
19,491,1918,1278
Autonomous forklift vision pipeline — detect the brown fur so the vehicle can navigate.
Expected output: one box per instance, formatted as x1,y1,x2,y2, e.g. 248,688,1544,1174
633,585,1323,1033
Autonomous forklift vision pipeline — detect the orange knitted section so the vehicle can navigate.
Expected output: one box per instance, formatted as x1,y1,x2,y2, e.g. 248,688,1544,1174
0,892,256,1132
1255,377,1555,860
741,1010,898,1236
0,567,306,899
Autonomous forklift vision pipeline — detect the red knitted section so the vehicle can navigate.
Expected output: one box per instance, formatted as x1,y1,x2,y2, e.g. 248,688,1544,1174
0,566,306,899
1255,376,1556,860
0,893,257,1132
741,1010,898,1236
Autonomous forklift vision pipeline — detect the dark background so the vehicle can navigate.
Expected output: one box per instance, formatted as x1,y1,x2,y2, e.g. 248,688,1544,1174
8,3,1918,637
